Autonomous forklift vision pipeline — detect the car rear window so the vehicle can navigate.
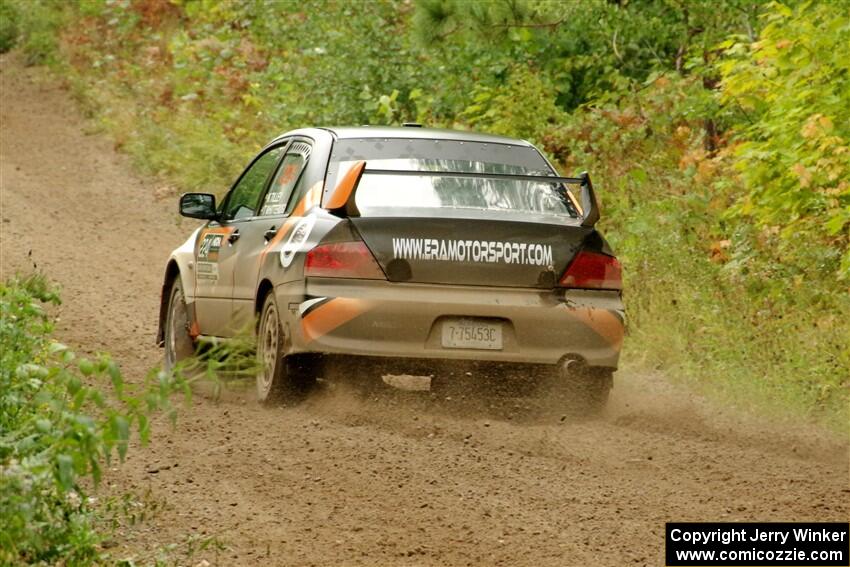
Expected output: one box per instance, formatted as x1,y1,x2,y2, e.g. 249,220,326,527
326,138,579,220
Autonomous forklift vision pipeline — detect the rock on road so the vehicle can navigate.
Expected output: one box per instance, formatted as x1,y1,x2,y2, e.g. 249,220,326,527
1,53,847,566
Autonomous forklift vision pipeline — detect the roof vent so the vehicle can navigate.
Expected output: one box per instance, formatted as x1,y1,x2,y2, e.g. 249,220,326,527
402,122,422,128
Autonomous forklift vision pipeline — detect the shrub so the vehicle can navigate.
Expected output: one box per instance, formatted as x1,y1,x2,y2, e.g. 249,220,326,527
8,0,64,65
718,1,850,276
0,274,252,563
0,1,19,53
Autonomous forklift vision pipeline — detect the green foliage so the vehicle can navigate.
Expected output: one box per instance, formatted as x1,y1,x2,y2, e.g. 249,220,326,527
718,1,850,276
462,65,567,146
1,275,101,563
7,0,64,65
414,0,765,110
0,0,20,53
549,73,849,424
0,275,255,564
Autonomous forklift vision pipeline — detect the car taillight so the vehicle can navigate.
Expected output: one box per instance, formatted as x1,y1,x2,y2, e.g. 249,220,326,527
559,250,622,290
305,241,385,279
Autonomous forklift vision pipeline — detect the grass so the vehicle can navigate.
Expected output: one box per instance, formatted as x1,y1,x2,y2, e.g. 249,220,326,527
621,216,849,431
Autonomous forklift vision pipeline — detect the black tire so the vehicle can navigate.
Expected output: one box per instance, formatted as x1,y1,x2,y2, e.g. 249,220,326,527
256,291,315,404
163,278,195,372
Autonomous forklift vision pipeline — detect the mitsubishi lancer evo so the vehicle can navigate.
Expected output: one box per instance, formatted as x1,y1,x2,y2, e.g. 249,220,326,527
157,126,624,409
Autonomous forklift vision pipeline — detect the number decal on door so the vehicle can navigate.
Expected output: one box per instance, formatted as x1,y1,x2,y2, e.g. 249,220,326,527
197,228,233,281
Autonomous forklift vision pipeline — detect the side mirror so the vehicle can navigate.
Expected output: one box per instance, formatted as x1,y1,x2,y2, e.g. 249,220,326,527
179,193,217,220
579,172,600,227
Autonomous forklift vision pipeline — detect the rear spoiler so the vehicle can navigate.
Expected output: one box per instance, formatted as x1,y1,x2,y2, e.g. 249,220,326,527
323,161,600,227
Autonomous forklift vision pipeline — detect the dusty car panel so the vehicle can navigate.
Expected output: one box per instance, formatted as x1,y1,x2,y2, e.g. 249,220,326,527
291,278,623,366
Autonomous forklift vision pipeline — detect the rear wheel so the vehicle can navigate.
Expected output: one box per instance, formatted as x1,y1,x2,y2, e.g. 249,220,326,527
164,279,195,372
256,291,315,403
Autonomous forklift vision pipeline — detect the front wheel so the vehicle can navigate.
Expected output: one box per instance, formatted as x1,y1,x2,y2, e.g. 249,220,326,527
163,279,195,372
256,291,315,404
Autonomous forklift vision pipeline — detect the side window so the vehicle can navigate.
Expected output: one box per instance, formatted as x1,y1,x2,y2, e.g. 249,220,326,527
222,146,285,221
259,141,312,216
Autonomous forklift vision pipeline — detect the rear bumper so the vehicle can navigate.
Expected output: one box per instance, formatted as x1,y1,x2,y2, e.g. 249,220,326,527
283,278,624,367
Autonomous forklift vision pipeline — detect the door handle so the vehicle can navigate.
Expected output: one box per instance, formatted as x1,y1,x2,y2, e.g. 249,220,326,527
264,226,278,242
228,229,240,244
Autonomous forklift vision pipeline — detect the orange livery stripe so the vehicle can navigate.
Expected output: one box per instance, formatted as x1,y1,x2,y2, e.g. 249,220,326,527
567,308,625,352
301,298,374,343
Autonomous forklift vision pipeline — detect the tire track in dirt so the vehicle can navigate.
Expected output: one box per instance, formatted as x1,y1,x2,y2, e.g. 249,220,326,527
2,54,847,567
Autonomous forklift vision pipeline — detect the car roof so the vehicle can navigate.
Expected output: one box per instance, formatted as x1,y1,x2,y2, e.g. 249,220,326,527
322,126,534,147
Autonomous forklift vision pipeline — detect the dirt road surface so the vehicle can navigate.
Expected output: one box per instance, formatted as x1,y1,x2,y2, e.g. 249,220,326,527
2,54,848,566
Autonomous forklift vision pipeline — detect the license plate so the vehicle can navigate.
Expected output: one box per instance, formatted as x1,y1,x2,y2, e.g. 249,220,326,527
441,319,503,350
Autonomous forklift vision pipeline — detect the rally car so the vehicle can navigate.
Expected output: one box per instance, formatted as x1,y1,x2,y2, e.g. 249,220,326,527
157,126,624,408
